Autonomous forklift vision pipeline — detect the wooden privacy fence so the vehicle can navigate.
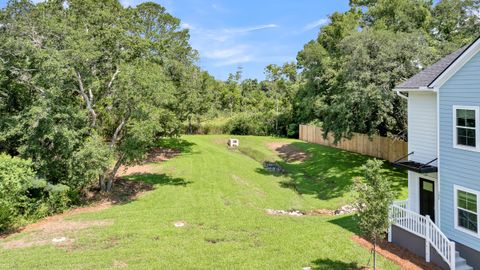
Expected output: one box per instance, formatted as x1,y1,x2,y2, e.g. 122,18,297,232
299,125,407,162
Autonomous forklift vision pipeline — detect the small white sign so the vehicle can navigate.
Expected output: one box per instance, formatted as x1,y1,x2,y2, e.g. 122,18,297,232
228,139,239,147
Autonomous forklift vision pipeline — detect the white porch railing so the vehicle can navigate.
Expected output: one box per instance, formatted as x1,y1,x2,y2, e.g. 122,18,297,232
389,203,456,269
392,199,408,209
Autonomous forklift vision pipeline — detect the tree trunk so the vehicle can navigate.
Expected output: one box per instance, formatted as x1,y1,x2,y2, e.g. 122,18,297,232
373,238,377,270
275,95,279,133
99,174,107,192
188,116,192,134
106,154,125,192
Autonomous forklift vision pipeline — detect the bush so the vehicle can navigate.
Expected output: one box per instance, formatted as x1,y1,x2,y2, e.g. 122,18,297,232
0,154,38,230
224,113,270,136
0,154,70,231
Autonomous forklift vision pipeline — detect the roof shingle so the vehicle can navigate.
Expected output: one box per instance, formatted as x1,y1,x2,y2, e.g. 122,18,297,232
396,45,469,89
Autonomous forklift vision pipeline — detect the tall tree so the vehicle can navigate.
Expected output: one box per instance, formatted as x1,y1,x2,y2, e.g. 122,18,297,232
0,0,197,192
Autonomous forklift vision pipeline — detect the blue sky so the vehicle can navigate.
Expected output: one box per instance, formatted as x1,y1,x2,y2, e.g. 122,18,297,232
0,0,351,80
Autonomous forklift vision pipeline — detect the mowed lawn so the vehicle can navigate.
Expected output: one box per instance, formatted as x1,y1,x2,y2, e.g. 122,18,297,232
0,135,407,270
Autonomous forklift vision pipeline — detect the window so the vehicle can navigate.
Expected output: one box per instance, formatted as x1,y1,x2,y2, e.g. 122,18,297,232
453,106,479,151
455,185,480,237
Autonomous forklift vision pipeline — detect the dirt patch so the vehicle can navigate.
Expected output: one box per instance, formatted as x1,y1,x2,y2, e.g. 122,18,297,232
212,138,228,145
267,142,309,162
83,178,154,205
0,147,180,249
1,178,153,249
117,147,180,176
351,236,441,270
113,260,128,269
1,216,113,249
144,147,181,163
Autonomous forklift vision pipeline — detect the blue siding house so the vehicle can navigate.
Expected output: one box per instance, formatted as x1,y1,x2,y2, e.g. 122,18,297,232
391,36,480,270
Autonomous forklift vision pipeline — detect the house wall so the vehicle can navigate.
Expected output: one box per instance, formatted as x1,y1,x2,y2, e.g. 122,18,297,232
408,172,439,222
408,92,438,165
438,50,480,251
391,225,450,270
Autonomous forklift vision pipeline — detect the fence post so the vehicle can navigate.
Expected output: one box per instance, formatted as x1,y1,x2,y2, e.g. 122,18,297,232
425,215,431,262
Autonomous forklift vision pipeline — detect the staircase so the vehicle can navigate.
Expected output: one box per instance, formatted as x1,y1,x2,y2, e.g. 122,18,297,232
455,251,473,270
389,201,474,270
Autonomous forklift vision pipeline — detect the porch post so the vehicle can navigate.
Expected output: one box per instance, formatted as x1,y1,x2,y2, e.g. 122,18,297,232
450,242,456,270
388,225,392,242
388,205,392,242
425,215,431,262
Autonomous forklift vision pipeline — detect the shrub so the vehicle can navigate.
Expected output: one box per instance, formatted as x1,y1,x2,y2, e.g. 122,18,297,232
224,113,270,136
0,154,70,231
0,154,38,230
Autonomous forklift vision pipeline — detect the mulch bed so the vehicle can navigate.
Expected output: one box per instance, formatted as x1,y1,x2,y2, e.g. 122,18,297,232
351,236,441,270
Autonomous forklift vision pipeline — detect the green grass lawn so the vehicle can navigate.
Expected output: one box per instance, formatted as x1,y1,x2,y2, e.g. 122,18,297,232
0,135,407,270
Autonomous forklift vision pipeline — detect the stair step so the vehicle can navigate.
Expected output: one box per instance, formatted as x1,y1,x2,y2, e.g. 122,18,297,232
456,257,467,267
454,251,474,270
456,264,473,270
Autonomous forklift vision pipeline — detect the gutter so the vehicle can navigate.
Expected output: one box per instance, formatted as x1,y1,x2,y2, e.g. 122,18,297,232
396,90,408,100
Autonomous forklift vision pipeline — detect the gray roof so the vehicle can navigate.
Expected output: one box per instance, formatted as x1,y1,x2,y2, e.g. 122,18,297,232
396,45,470,89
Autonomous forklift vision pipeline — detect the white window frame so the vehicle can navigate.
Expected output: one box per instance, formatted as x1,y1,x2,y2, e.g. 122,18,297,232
454,185,480,238
453,105,480,152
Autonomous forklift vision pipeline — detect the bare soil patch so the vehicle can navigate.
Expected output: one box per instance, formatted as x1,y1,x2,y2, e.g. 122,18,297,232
351,236,441,270
84,178,154,205
117,147,180,176
267,142,309,162
2,175,154,249
113,260,128,269
212,138,228,145
1,212,113,249
1,147,181,250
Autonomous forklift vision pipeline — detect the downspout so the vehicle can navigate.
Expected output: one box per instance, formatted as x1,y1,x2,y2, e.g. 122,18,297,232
396,90,408,100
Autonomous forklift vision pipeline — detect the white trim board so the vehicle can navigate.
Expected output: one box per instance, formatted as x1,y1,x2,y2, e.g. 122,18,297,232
452,105,480,152
453,185,480,238
429,37,480,89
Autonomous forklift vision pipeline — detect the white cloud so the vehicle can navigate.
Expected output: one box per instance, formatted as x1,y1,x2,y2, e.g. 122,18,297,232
202,45,254,66
224,24,279,33
204,45,249,59
187,23,278,66
303,18,329,31
181,22,195,30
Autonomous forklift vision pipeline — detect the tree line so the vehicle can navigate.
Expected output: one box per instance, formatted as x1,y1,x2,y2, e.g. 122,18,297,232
0,0,479,231
187,0,479,142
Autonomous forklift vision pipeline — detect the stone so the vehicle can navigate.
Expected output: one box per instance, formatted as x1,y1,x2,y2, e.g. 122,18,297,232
52,237,67,243
174,221,186,227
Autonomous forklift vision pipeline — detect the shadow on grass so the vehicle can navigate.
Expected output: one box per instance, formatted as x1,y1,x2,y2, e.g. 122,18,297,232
86,174,192,206
261,141,407,201
311,258,360,270
328,215,360,235
157,137,197,154
123,173,192,187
